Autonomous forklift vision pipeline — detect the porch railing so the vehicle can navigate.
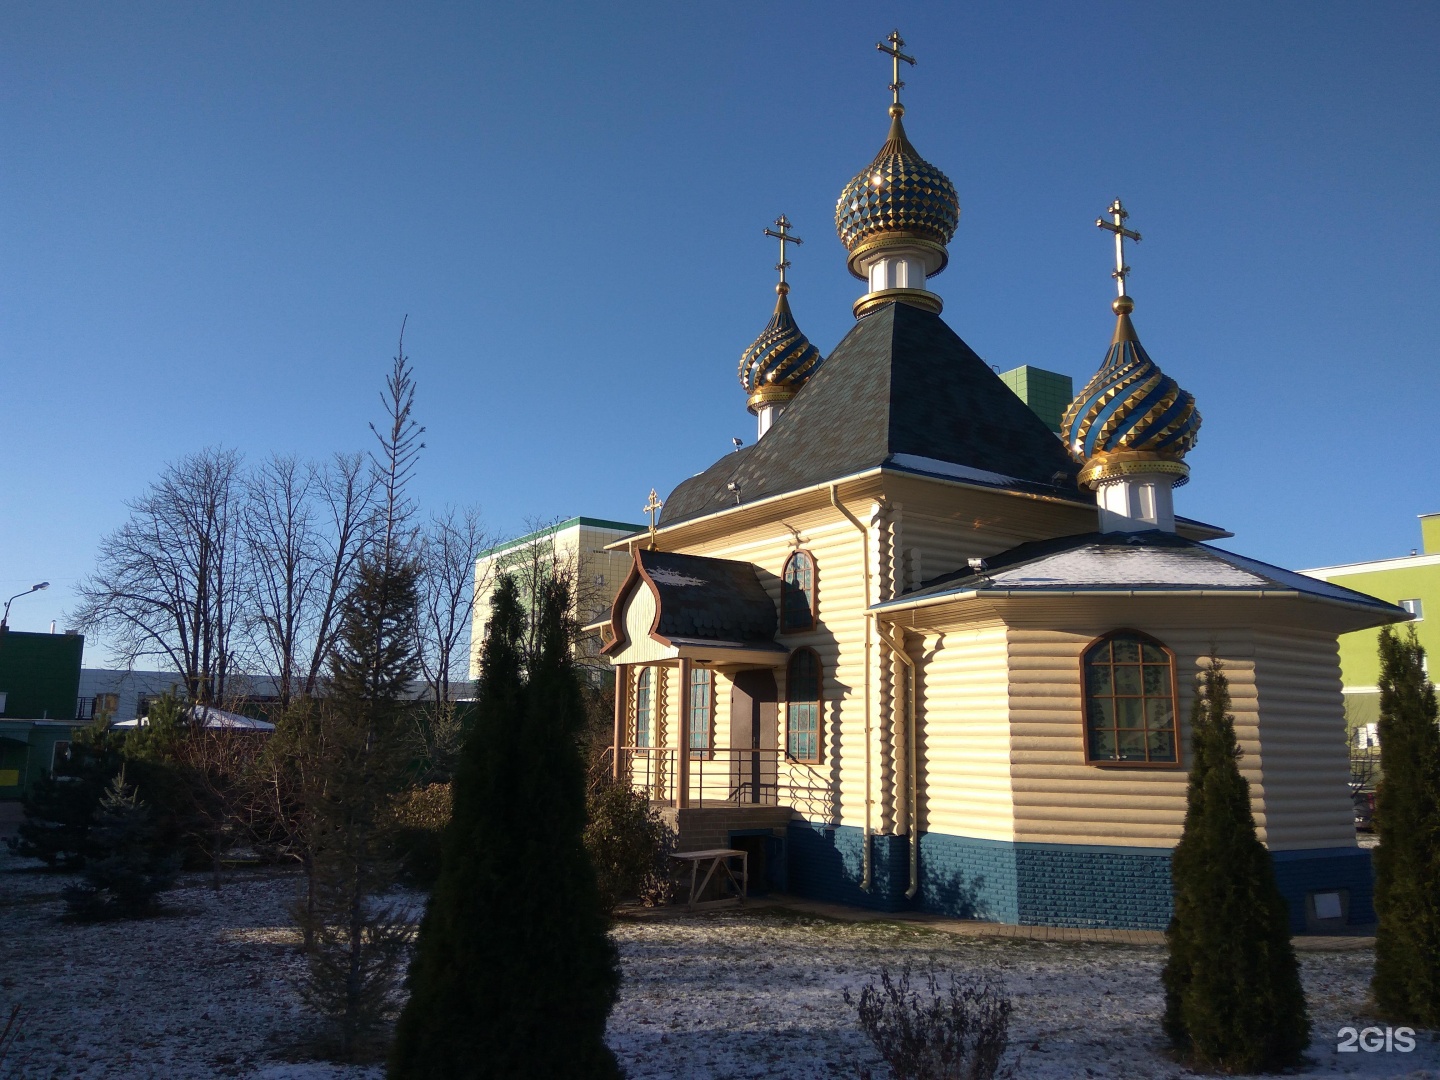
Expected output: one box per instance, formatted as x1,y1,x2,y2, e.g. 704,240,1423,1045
605,746,788,808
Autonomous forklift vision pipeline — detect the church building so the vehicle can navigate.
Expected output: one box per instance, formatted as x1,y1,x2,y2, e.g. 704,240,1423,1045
598,33,1402,931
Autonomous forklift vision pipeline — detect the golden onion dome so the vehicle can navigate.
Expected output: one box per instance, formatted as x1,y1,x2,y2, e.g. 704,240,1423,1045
1061,297,1202,489
738,284,824,414
834,105,960,279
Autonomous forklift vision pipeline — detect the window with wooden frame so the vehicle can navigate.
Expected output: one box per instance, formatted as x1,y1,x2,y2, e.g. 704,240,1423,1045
785,648,822,763
781,551,817,632
634,667,652,749
1083,631,1180,766
688,666,712,757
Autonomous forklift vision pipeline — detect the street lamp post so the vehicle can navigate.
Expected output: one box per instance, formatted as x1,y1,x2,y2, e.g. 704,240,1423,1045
2,582,50,629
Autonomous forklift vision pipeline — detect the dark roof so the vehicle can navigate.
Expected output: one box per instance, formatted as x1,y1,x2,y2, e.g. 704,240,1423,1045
873,530,1409,617
662,301,1081,525
638,549,778,644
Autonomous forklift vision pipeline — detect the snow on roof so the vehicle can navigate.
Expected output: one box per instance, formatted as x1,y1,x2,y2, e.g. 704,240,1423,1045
114,705,275,731
874,531,1409,616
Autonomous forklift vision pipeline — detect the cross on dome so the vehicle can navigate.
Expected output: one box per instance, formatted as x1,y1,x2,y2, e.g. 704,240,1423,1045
763,215,803,289
877,30,916,109
643,489,664,548
1096,199,1142,301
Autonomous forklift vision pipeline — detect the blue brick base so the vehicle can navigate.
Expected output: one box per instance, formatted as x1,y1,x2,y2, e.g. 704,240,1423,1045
785,823,1374,932
1271,847,1375,932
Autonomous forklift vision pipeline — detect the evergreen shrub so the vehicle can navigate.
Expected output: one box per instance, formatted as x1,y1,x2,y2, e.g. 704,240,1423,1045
1370,626,1440,1026
390,575,622,1079
1162,657,1308,1071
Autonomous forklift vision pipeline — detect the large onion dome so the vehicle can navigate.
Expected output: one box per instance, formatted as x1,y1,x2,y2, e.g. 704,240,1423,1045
1061,297,1202,489
835,105,960,280
738,284,824,414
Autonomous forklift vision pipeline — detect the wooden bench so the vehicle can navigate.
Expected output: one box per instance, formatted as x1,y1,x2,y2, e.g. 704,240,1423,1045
669,848,748,911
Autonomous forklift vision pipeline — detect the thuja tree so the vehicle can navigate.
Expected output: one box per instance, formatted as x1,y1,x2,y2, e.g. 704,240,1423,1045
390,574,622,1079
1162,657,1308,1072
1371,626,1440,1026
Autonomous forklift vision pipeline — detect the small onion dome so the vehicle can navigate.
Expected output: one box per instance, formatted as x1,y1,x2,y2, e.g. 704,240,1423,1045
738,284,824,415
834,104,960,280
1061,297,1202,489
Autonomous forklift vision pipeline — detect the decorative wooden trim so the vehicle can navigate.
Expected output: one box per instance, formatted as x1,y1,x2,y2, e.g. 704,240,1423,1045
1078,628,1184,770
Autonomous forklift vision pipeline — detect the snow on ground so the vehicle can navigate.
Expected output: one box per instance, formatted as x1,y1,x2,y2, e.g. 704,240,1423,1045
2,851,1436,1079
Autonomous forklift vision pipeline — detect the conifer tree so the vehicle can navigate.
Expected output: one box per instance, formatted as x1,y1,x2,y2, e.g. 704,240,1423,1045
300,555,421,1057
63,769,179,919
296,324,426,1057
390,574,622,1079
1162,657,1308,1072
1370,626,1440,1025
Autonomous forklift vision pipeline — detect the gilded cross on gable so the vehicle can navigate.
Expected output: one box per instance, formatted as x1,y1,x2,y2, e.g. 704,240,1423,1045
1096,199,1143,297
763,215,803,287
877,29,916,107
643,488,664,549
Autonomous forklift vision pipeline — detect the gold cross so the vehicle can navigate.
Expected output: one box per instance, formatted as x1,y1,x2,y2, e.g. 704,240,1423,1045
643,488,664,548
1096,199,1142,296
877,29,916,106
763,215,803,287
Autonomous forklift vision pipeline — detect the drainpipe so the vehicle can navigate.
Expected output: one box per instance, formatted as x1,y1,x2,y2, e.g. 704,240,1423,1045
878,621,919,899
830,482,873,892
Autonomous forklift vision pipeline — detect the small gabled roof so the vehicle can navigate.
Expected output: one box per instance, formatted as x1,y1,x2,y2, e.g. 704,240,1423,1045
662,302,1081,526
602,549,781,658
873,530,1410,621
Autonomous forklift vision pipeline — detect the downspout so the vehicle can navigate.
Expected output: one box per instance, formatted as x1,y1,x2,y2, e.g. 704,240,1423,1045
878,621,919,899
830,482,873,892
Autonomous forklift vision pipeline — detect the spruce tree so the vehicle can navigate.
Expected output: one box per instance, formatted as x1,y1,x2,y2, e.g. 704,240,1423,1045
1162,657,1308,1071
1370,626,1440,1025
390,574,622,1079
300,554,421,1058
63,769,179,919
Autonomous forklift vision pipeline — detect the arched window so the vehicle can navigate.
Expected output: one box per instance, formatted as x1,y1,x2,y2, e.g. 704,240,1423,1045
786,648,822,763
782,551,816,632
688,667,712,755
634,668,652,749
1083,631,1179,765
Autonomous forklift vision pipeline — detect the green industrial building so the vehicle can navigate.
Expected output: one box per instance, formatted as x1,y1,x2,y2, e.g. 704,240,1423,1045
0,629,85,799
999,364,1074,434
1301,513,1440,734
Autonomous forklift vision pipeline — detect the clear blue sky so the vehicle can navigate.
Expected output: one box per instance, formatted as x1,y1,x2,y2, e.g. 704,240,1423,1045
3,2,1437,652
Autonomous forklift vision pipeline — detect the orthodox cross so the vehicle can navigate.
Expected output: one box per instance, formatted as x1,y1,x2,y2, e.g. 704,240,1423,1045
877,30,916,107
643,488,664,549
1096,199,1142,296
763,215,803,287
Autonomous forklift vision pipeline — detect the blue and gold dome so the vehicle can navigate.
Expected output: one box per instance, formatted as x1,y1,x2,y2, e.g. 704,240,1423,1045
738,284,824,414
835,104,960,280
1061,296,1202,489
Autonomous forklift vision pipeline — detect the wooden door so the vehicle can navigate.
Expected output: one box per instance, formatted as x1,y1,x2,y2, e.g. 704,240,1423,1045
729,669,778,804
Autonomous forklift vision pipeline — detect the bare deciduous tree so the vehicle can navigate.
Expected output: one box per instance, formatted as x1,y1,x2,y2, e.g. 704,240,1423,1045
244,454,378,708
74,448,245,704
416,505,492,708
410,506,493,779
